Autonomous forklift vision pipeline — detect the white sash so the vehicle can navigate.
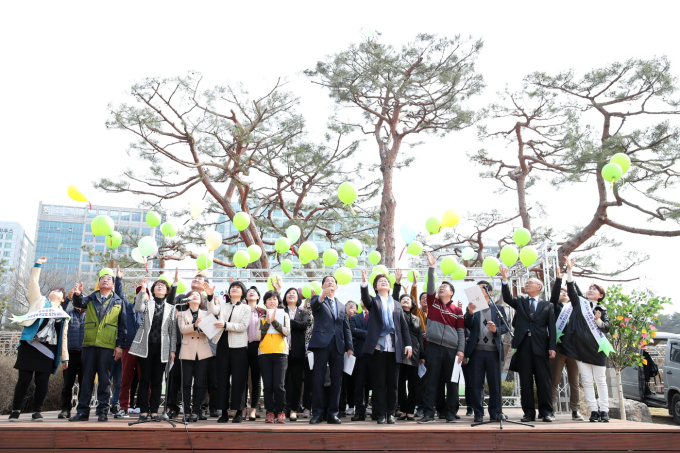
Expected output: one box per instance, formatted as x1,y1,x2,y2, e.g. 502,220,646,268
555,303,572,343
579,297,614,356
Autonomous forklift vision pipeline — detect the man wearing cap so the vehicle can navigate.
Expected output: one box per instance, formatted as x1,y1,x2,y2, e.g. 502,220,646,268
69,271,127,422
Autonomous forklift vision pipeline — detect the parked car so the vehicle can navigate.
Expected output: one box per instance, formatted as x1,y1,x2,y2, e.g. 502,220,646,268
621,332,680,424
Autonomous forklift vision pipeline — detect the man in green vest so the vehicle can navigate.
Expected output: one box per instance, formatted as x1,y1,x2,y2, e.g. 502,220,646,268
69,273,127,422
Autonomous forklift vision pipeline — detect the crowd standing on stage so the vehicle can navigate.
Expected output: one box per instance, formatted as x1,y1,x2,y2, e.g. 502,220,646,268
8,254,610,424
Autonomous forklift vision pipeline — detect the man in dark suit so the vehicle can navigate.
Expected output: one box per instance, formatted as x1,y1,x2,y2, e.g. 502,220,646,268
359,270,412,424
350,301,371,421
500,267,556,422
308,275,354,424
464,280,509,423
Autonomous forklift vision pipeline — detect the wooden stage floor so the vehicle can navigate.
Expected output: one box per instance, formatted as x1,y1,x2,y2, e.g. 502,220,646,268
1,408,678,452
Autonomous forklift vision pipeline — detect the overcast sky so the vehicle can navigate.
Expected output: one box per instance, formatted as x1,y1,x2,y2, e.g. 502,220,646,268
1,1,679,312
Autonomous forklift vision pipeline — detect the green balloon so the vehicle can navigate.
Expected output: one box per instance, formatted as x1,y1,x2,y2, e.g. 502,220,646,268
233,212,251,232
519,246,538,267
610,153,631,174
440,256,458,275
106,231,122,249
323,248,339,267
158,274,172,284
424,272,438,286
407,241,423,255
369,272,379,286
302,285,313,299
373,265,389,276
388,273,396,289
247,245,262,263
513,228,531,247
601,162,623,183
343,239,362,257
233,250,250,268
146,211,162,227
425,216,441,235
99,268,114,278
500,245,519,267
161,222,177,237
451,264,467,280
267,274,278,291
310,281,323,294
334,267,353,285
345,256,358,268
337,182,358,205
196,253,213,270
368,250,381,265
407,269,420,283
299,241,319,261
138,236,157,256
92,215,114,237
275,237,291,254
177,278,188,294
281,259,293,273
482,257,501,277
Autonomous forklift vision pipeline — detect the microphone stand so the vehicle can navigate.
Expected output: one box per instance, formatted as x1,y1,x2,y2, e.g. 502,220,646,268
470,284,534,429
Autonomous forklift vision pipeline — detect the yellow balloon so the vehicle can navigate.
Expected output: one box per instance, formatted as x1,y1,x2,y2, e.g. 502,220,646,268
67,185,88,202
441,209,460,228
190,200,206,219
205,230,223,251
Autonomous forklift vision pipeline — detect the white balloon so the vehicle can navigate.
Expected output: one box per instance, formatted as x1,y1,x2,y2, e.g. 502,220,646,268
190,200,206,219
131,247,146,264
286,225,301,244
461,247,475,261
205,230,223,251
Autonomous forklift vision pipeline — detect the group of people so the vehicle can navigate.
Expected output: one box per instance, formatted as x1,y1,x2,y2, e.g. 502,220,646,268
8,253,611,425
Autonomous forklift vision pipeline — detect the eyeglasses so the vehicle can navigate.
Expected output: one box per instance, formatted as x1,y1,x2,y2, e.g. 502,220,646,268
525,281,540,286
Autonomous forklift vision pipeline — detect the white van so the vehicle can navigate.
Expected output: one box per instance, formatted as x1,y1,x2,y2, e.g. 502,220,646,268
620,332,680,424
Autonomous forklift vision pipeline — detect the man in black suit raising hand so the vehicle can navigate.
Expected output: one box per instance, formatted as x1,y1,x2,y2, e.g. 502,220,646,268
500,267,556,423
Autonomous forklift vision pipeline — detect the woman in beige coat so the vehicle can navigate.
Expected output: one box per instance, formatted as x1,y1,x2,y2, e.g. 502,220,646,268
178,290,213,422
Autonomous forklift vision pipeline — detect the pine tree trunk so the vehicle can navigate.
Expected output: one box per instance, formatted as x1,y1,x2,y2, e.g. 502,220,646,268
377,152,397,268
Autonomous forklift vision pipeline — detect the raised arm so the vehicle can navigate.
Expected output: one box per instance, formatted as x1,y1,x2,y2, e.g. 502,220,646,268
135,278,150,314
28,258,46,311
360,270,375,310
499,266,519,309
392,269,402,300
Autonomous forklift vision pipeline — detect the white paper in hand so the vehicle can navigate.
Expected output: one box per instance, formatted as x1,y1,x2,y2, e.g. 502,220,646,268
418,362,427,378
266,309,286,334
465,285,489,313
343,352,356,375
451,358,462,383
307,351,314,370
198,313,219,340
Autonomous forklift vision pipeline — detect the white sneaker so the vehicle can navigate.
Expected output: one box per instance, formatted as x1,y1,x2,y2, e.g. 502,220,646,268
128,407,140,414
346,408,355,416
114,410,129,419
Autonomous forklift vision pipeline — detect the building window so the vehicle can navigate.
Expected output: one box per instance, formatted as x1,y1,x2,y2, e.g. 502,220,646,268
121,212,130,221
131,212,141,222
64,208,72,215
51,206,61,215
2,251,10,257
4,243,11,248
99,210,108,216
5,234,12,240
109,210,119,220
88,209,97,218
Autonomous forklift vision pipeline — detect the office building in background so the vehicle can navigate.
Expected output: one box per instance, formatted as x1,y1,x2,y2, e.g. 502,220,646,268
0,221,35,277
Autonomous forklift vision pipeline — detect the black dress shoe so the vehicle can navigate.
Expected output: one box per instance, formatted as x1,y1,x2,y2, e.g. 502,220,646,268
309,415,322,424
138,414,148,421
58,410,70,419
98,412,108,422
590,411,601,422
542,415,554,422
520,415,535,422
387,415,395,424
377,415,386,424
351,414,365,421
190,414,198,422
417,415,435,424
490,414,506,421
454,414,460,420
69,413,89,422
327,415,342,424
599,411,610,422
217,414,229,423
167,410,178,419
466,408,474,416
338,411,346,418
198,412,207,421
473,415,484,422
446,414,457,423
232,413,243,423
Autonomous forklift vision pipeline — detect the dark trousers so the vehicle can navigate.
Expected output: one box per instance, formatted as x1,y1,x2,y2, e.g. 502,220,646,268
109,357,122,406
182,358,208,415
259,353,288,414
469,349,502,417
12,369,50,412
369,350,400,418
216,337,248,411
285,356,305,413
201,356,218,413
138,342,165,414
166,343,182,412
245,341,262,409
130,371,140,408
61,351,83,410
77,346,115,416
310,342,343,417
340,372,355,411
423,343,459,418
302,356,313,410
398,363,419,415
517,335,553,418
353,355,371,415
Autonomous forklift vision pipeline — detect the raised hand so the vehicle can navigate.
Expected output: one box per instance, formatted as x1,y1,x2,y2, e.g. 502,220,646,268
564,256,574,271
116,265,123,278
141,277,147,290
394,269,402,284
467,302,476,314
361,269,368,283
458,300,463,309
556,265,563,279
499,266,509,282
273,275,282,292
36,256,47,265
229,277,236,284
426,252,437,268
203,282,215,296
174,267,179,283
73,282,83,295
